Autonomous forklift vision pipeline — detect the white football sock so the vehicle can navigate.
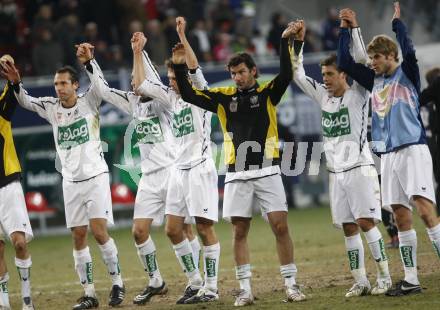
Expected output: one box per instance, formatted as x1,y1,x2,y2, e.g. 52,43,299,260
427,223,440,259
398,229,419,285
345,234,368,284
73,247,95,297
173,239,202,288
136,237,163,288
98,238,123,287
15,257,32,300
203,242,220,292
235,264,252,292
364,227,390,280
280,263,297,287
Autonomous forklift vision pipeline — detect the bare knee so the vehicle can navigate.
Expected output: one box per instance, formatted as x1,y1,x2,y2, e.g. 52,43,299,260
413,196,439,228
12,238,27,254
392,205,413,231
166,224,185,244
183,224,195,240
195,218,215,240
343,223,360,236
72,227,88,249
272,221,289,238
232,218,250,242
357,218,375,233
132,225,149,244
92,230,109,245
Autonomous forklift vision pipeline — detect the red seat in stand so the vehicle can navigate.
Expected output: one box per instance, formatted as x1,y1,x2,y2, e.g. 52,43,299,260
111,183,135,205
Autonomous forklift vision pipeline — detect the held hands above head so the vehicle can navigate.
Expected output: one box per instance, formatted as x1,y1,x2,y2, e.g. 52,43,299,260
176,16,187,39
392,1,400,20
339,8,358,28
131,32,147,54
281,21,298,39
291,20,305,41
0,55,20,84
171,42,186,65
75,43,95,64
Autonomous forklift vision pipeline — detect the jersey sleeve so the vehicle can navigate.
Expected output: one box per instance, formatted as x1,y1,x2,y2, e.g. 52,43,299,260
266,37,294,105
392,18,421,94
292,40,327,104
350,27,368,65
84,59,133,114
337,27,375,91
0,83,18,121
142,50,162,85
137,78,175,111
83,58,107,107
13,82,54,123
102,88,135,115
173,63,219,113
349,27,369,96
188,67,209,90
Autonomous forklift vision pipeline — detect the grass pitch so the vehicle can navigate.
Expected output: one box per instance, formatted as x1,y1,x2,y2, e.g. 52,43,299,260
4,206,440,309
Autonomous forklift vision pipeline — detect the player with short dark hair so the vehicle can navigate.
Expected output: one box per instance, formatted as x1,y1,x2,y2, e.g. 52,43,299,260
172,21,306,306
291,17,392,297
1,47,126,309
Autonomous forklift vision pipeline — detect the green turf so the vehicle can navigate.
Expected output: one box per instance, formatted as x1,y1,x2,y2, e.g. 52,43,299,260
3,206,440,309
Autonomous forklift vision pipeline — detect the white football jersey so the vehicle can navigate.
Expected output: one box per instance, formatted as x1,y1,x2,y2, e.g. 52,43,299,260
86,52,176,175
15,60,108,181
135,54,213,170
292,27,374,172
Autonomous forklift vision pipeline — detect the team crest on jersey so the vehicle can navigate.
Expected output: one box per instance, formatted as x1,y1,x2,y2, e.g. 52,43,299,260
250,95,259,108
229,97,238,112
57,112,62,122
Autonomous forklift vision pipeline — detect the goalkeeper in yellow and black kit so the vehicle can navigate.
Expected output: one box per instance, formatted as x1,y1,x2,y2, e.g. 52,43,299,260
0,55,35,310
172,22,307,306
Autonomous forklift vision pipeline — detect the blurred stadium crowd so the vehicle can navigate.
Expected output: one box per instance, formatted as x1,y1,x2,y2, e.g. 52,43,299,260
0,0,346,76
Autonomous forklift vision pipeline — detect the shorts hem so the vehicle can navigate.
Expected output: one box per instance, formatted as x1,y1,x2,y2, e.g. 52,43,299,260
6,229,33,242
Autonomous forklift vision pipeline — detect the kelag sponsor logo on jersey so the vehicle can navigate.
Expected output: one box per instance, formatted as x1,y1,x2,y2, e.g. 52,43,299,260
172,107,194,137
57,118,90,149
321,107,351,137
135,117,164,144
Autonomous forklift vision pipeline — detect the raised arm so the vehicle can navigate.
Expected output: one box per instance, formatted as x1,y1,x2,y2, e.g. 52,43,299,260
126,35,174,109
176,17,198,70
132,32,147,92
175,17,209,90
0,83,18,121
339,9,368,64
291,20,327,103
172,49,218,113
264,22,296,105
0,56,18,120
172,42,208,90
391,2,420,93
1,59,52,122
337,17,375,91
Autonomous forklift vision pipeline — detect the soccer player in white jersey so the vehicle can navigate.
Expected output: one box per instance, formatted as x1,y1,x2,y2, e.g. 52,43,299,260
291,18,392,297
132,17,221,304
75,38,202,304
1,49,125,309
